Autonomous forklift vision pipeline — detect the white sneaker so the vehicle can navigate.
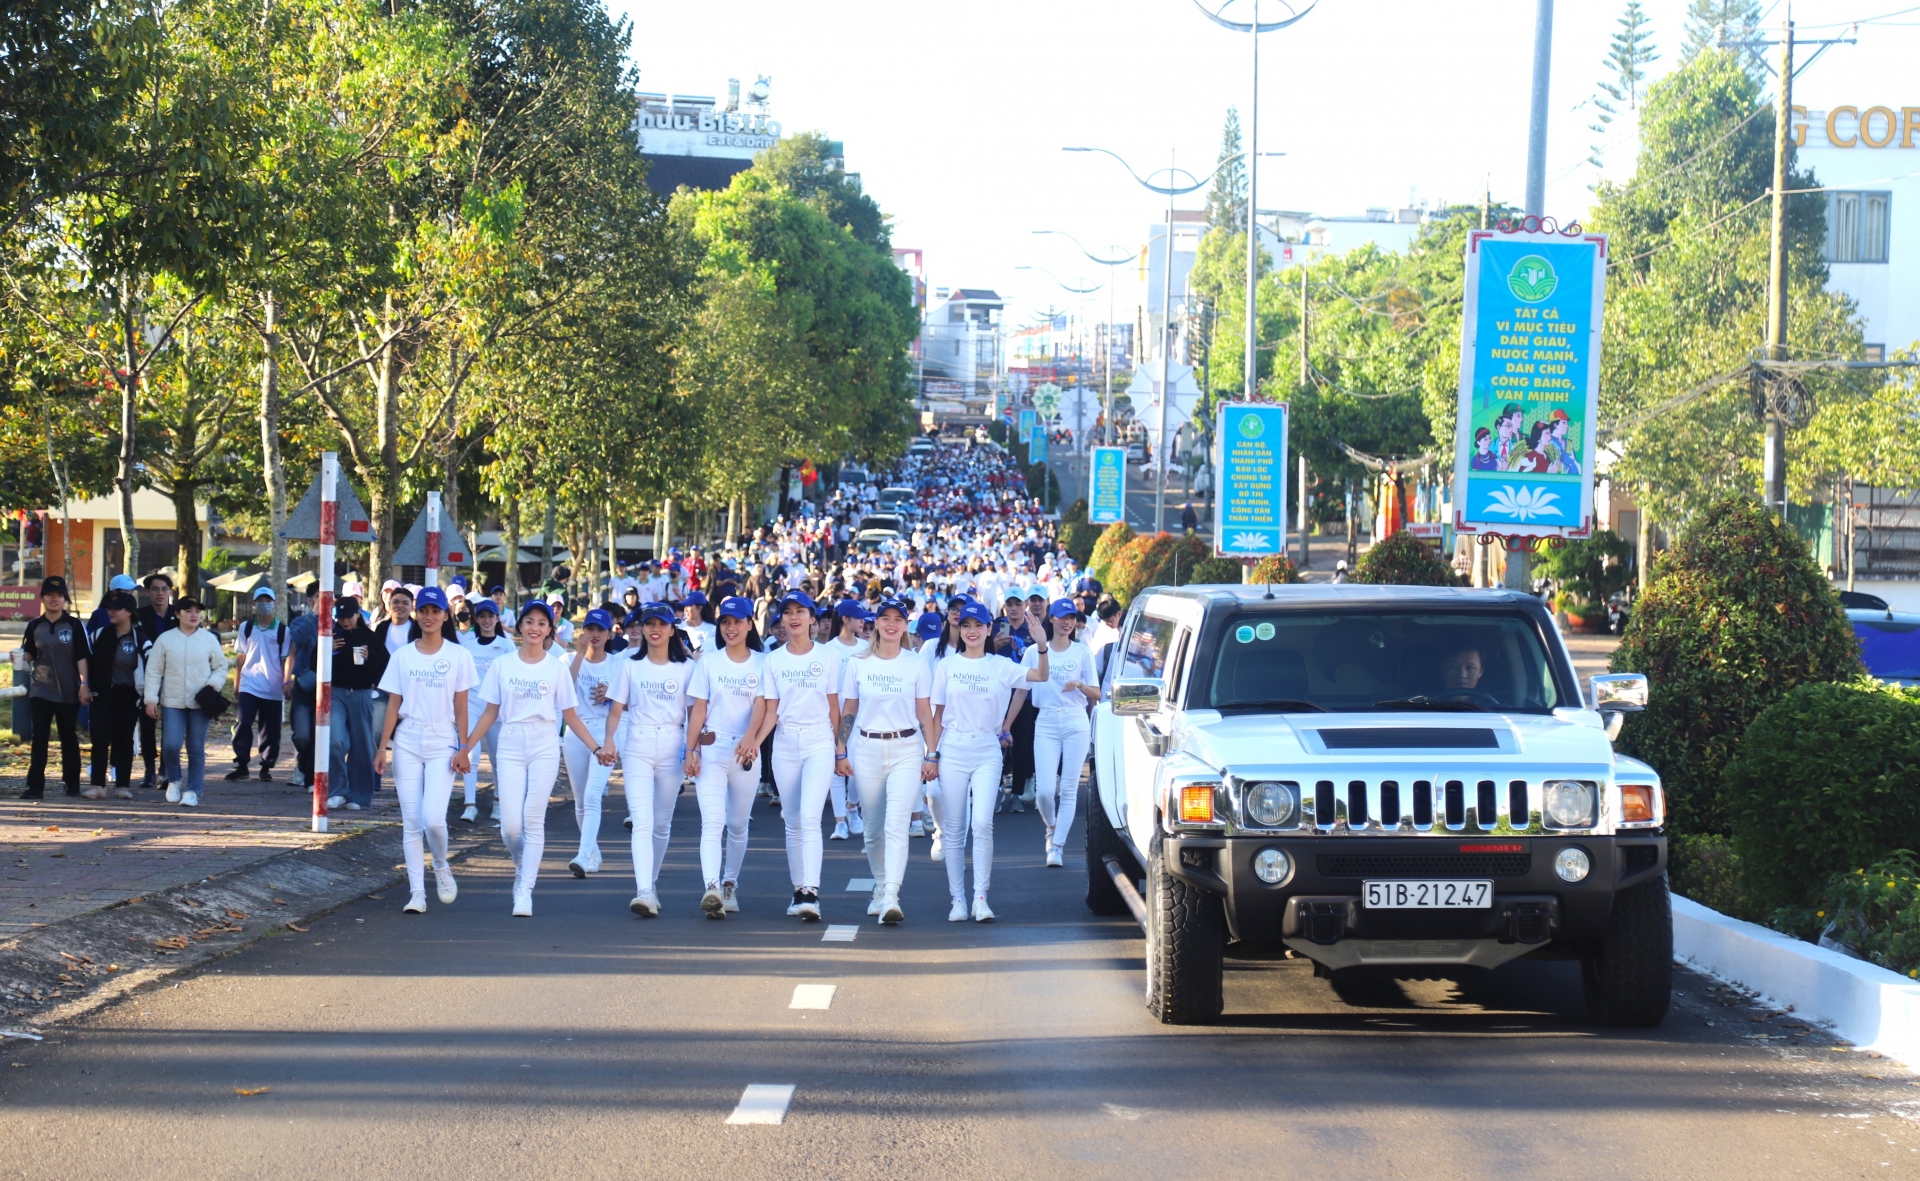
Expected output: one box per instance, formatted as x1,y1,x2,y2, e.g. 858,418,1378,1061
972,896,995,923
867,885,885,916
403,893,427,914
722,882,739,913
435,865,458,905
880,886,903,926
166,783,183,803
930,835,944,862
346,802,362,810
847,808,864,836
796,891,821,921
326,793,344,809
181,791,199,807
948,898,970,922
908,817,926,838
787,890,805,917
629,892,660,918
701,884,726,919
1045,846,1065,868
460,804,478,823
511,889,533,917
830,819,849,841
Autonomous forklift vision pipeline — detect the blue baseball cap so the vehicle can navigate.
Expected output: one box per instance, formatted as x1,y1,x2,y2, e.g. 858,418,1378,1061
449,576,468,592
873,596,910,619
1048,598,1081,619
834,598,866,619
472,598,499,616
716,596,754,621
622,609,644,627
488,585,505,596
414,586,449,612
109,574,138,592
777,590,818,615
583,608,614,630
517,599,554,625
682,590,708,607
915,612,945,640
959,601,994,627
639,604,676,625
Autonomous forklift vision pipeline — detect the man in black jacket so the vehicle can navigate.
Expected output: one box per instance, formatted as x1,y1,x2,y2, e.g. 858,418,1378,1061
86,590,147,799
19,576,92,800
326,597,384,810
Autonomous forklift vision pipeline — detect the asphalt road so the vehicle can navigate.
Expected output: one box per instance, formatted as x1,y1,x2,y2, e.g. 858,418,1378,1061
5,787,1918,1180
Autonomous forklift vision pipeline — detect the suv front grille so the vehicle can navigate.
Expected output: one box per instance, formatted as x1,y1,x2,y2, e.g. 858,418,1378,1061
1316,852,1533,879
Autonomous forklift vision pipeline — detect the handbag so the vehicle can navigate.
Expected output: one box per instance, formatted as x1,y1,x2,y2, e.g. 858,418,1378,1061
195,685,232,720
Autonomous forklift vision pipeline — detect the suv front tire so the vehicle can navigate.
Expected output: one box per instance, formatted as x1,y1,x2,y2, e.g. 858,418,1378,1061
1580,876,1673,1027
1146,841,1225,1024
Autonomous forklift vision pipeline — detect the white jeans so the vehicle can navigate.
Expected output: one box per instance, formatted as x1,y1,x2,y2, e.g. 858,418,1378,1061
772,724,835,891
563,720,622,872
1033,707,1090,854
461,715,499,804
694,730,759,886
392,725,459,897
937,730,1003,900
496,720,562,892
621,722,684,894
851,731,928,889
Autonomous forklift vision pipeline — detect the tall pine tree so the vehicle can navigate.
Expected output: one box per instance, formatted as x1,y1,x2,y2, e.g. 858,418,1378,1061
1683,0,1766,76
1589,1,1659,169
1204,107,1246,233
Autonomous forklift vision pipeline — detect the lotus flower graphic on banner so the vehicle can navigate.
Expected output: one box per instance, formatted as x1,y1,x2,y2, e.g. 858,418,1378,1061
1484,485,1563,522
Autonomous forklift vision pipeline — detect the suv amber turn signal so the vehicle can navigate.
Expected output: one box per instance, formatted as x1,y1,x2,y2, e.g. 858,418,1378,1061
1620,784,1654,824
1180,784,1216,825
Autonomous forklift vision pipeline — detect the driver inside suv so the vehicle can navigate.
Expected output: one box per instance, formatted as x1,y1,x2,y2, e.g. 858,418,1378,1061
1440,646,1484,696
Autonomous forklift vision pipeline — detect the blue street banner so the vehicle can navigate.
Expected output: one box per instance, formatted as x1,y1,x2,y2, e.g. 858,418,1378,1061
1018,407,1036,442
1451,227,1607,539
1213,403,1289,558
1088,447,1127,525
1029,424,1048,463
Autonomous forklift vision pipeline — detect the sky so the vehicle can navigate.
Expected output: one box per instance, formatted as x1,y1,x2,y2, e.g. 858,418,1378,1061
612,0,1920,326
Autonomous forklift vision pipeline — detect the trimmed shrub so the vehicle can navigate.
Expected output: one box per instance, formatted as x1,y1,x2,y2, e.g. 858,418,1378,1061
1105,533,1214,606
1667,833,1757,922
1063,498,1088,523
1534,529,1634,608
1611,495,1862,836
1351,529,1458,586
1088,521,1135,582
1187,555,1244,585
1058,502,1100,568
1723,679,1920,913
1784,853,1920,977
1248,555,1303,585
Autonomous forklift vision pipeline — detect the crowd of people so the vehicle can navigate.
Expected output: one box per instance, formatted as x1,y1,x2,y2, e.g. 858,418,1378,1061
11,432,1133,926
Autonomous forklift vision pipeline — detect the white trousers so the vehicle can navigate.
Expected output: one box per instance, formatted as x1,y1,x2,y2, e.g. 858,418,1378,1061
772,724,835,891
1033,708,1090,854
852,731,928,889
830,772,850,819
694,730,759,886
621,723,685,893
563,720,623,873
496,720,561,892
461,715,499,803
392,726,459,898
937,730,1003,900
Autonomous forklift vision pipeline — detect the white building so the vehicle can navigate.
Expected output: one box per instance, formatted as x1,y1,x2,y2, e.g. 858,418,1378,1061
635,75,806,194
918,288,1003,422
1794,103,1918,357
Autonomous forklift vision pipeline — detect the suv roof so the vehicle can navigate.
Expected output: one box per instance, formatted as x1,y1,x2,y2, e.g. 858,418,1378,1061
1139,584,1544,610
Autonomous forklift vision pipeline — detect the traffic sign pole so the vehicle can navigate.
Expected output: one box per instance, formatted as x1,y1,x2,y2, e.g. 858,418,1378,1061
311,452,338,834
424,490,442,590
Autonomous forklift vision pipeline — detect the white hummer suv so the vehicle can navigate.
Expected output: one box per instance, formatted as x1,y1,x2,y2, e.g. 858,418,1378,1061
1087,585,1668,1026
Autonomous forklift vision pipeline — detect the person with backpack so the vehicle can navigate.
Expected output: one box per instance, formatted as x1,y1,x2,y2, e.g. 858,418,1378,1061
85,589,148,800
227,586,286,782
17,576,92,801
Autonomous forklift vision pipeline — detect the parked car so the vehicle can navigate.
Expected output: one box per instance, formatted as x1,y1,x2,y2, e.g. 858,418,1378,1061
839,466,871,489
1088,583,1669,1027
1847,604,1920,687
877,486,918,514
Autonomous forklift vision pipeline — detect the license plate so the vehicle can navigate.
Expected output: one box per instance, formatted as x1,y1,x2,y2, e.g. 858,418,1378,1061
1363,880,1493,909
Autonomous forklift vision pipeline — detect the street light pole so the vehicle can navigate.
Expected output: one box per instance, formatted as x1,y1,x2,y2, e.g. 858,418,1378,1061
1505,0,1553,591
1157,158,1175,535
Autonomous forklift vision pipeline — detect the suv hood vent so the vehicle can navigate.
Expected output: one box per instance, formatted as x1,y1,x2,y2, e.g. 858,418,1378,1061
1317,728,1500,750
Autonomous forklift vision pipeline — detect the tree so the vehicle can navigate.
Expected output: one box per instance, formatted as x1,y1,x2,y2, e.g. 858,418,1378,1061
1682,0,1765,74
1204,107,1246,234
752,132,889,250
1588,1,1658,169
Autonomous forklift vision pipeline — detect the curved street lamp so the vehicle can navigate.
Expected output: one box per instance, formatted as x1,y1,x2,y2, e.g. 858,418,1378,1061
1033,230,1138,449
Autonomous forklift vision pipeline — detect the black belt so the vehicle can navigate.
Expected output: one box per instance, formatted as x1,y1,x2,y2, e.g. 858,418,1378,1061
859,728,918,741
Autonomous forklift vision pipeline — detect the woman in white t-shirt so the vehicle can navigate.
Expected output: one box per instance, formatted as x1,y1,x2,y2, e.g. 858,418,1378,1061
458,599,512,823
458,601,609,916
926,600,1048,922
683,596,769,918
1022,600,1099,868
834,597,934,925
601,603,691,918
678,590,717,656
824,599,869,842
754,590,841,921
373,587,477,914
563,609,623,878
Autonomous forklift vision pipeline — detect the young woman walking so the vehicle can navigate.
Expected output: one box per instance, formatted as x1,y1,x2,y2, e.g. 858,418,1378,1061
601,603,690,917
683,596,768,918
373,587,477,913
458,601,608,916
1023,600,1098,868
834,597,934,925
824,598,868,841
925,600,1047,922
563,609,622,878
457,599,512,823
753,590,839,921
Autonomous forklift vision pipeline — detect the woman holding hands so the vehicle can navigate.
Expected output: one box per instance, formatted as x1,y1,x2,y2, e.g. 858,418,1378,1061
834,597,935,925
683,596,768,918
600,603,691,918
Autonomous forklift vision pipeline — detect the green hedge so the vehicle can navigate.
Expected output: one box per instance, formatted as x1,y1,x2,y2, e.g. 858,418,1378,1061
1724,679,1920,913
1611,495,1861,836
1106,532,1213,606
1785,853,1920,977
1352,529,1457,586
1088,521,1135,582
1248,554,1303,584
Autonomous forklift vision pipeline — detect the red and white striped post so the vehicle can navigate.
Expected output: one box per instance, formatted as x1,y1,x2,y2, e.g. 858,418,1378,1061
424,490,442,590
311,452,338,834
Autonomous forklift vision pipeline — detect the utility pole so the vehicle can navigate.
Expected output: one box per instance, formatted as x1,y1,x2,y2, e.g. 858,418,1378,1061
1155,169,1175,536
1505,0,1553,591
1763,17,1794,518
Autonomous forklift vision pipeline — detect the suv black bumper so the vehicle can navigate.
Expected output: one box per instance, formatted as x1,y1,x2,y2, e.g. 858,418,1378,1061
1163,833,1666,947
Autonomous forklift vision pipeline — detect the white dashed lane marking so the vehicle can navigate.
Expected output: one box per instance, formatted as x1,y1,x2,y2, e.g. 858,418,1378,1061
726,1084,796,1125
846,878,875,892
790,984,836,1010
822,924,858,942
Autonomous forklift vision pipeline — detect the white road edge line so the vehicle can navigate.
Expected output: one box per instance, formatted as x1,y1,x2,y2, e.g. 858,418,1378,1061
726,1083,796,1125
790,984,836,1010
822,924,858,942
846,877,875,893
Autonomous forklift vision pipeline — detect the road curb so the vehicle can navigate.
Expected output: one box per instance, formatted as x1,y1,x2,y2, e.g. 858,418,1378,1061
0,820,498,1030
1673,893,1920,1067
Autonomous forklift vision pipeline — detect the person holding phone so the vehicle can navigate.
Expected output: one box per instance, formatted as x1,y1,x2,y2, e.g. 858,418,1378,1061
600,604,691,917
1024,600,1098,868
682,596,769,918
372,587,476,913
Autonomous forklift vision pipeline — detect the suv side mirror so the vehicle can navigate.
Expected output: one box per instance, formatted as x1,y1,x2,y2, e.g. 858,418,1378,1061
1591,673,1648,740
1112,677,1164,716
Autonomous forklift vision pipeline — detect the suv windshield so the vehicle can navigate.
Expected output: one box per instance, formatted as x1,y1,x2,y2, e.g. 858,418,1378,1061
1199,610,1565,714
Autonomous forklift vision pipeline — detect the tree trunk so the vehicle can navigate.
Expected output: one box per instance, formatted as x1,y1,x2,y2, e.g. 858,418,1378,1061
114,292,141,580
540,492,556,589
46,435,73,589
443,341,460,528
368,300,403,583
260,292,288,621
1636,486,1652,592
505,496,522,608
172,483,202,602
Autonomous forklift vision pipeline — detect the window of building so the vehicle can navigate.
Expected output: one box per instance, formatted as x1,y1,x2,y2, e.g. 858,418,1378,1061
1827,191,1891,264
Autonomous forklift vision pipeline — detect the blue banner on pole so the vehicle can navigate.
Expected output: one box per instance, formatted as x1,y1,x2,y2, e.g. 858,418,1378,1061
1213,403,1289,558
1089,447,1127,525
1029,424,1048,463
1018,408,1036,442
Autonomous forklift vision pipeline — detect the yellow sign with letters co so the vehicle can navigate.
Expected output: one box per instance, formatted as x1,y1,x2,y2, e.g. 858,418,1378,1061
1792,105,1920,149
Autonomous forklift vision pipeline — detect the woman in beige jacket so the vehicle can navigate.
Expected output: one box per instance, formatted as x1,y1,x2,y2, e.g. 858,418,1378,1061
142,597,228,807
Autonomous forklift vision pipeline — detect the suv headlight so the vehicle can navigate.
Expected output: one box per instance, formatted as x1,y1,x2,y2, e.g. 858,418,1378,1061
1543,780,1597,828
1243,781,1298,828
